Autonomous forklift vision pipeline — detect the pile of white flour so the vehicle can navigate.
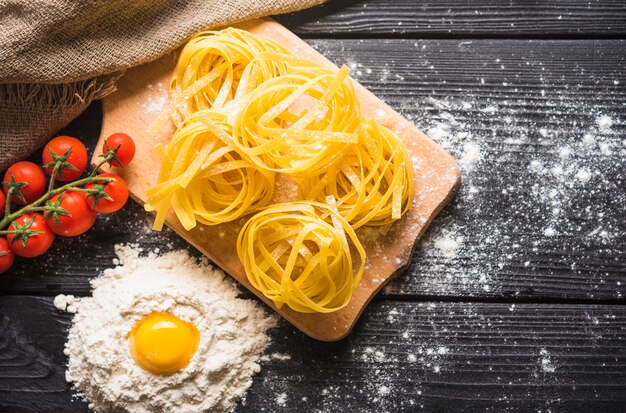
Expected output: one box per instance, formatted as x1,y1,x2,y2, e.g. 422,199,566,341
59,244,277,413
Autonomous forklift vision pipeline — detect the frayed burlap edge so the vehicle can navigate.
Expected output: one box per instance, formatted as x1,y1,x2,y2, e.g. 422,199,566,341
0,75,119,171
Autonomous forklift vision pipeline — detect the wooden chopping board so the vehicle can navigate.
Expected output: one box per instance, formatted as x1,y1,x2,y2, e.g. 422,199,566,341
92,18,461,341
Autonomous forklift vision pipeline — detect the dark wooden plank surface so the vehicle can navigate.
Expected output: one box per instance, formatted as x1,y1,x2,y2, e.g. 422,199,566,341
2,1,626,412
2,40,624,302
277,0,626,37
1,297,624,413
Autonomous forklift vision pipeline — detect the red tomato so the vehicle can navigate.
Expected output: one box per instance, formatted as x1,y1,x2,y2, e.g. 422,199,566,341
3,161,47,205
103,133,136,167
45,191,97,237
0,190,5,216
85,173,129,213
7,213,54,258
0,237,14,274
42,135,88,182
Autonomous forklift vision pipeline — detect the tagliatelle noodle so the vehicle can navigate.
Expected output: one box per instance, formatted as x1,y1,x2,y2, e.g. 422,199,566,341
237,202,365,313
147,28,292,135
145,110,275,230
231,62,361,177
171,28,291,122
299,119,415,228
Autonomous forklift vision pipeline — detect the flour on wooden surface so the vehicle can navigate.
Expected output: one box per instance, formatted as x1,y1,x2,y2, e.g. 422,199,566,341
260,353,292,362
275,393,288,406
54,294,78,312
59,244,277,413
539,348,557,373
378,92,625,299
143,82,168,115
433,231,462,257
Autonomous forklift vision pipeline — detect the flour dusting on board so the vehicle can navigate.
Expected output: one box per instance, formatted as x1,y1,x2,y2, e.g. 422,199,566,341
143,82,168,114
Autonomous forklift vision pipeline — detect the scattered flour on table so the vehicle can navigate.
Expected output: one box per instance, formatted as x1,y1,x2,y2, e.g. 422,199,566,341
58,244,277,413
275,393,288,407
54,294,79,313
543,227,556,237
539,348,557,373
260,353,292,362
596,114,614,131
433,231,462,257
380,93,625,299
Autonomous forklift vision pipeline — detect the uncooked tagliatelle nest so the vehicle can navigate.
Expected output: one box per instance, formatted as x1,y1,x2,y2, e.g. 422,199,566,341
237,202,365,313
145,110,274,230
299,118,414,229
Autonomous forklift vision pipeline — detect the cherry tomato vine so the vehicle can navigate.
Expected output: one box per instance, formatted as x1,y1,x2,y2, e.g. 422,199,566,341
0,133,135,272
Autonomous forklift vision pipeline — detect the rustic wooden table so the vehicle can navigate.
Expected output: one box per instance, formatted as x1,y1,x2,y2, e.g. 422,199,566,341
1,1,625,411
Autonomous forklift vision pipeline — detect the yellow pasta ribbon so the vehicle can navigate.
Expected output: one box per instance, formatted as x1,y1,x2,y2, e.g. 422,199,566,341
171,28,291,118
145,110,274,230
148,28,292,134
299,119,415,228
232,62,361,177
237,202,365,313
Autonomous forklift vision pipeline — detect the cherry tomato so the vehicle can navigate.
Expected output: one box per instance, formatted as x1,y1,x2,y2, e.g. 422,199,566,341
45,191,97,237
0,237,14,274
85,173,129,213
7,213,54,258
0,190,5,216
103,133,135,167
3,161,47,205
42,135,88,182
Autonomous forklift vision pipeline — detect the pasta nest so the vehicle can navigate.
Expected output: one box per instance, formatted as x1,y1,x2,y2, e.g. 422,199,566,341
237,202,365,313
232,63,361,177
170,27,290,121
299,119,415,228
145,110,274,230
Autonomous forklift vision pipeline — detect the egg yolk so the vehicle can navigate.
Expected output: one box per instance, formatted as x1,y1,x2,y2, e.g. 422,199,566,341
129,312,200,375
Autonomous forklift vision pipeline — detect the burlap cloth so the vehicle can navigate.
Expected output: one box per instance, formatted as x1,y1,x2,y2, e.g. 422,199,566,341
0,0,324,171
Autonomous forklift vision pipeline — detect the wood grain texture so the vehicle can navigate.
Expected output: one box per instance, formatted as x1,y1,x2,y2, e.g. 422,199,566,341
0,297,624,412
276,0,626,37
3,39,624,302
90,19,460,341
0,298,86,412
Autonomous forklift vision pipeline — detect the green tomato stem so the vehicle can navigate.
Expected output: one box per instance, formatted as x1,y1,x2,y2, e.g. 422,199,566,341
28,206,54,213
0,176,114,231
47,162,60,193
90,157,111,178
4,187,13,219
66,187,95,193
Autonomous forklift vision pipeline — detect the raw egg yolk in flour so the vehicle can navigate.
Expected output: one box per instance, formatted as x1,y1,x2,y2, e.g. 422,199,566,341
129,312,200,375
